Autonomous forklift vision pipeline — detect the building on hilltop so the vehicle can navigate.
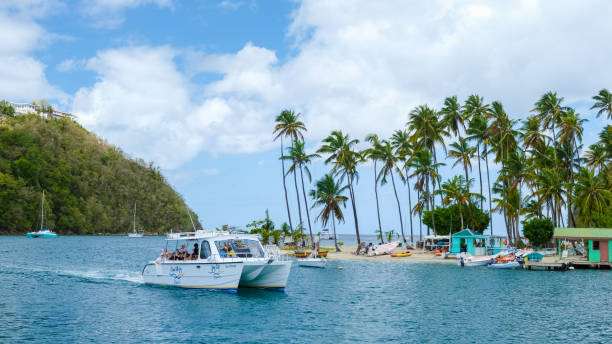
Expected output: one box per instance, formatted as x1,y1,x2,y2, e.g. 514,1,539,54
8,101,75,120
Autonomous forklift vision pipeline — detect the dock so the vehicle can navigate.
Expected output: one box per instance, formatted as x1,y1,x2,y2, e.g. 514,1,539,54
570,261,612,269
524,261,569,271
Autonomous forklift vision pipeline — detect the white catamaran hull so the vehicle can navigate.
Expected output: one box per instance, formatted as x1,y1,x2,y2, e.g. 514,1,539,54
142,262,244,291
238,260,292,290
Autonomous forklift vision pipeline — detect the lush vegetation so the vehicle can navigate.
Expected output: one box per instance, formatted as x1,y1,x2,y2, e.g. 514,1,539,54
522,218,554,247
0,110,199,234
274,88,612,248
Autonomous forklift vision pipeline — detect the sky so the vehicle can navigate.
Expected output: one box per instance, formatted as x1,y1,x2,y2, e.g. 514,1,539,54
1,0,611,237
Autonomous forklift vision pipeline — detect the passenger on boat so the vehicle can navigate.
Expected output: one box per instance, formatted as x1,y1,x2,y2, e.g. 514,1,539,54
160,249,168,260
177,244,186,260
220,245,228,257
227,245,235,258
191,243,199,260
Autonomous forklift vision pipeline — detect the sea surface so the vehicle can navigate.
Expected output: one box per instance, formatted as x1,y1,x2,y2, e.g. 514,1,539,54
1,236,611,343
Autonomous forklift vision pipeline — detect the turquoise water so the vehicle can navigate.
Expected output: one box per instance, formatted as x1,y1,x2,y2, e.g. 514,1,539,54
1,236,611,343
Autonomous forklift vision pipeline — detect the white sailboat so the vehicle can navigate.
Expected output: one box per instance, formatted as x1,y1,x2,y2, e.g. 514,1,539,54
128,202,144,237
26,191,58,238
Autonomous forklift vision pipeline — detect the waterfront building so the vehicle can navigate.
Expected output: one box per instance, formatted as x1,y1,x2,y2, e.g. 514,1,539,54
553,228,612,263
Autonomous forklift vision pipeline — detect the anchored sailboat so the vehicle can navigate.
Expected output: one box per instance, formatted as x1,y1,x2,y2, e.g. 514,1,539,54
128,202,144,237
26,191,58,238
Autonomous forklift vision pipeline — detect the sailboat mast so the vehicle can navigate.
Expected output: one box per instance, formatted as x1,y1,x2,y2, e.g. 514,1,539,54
188,210,196,232
133,202,137,233
40,190,44,230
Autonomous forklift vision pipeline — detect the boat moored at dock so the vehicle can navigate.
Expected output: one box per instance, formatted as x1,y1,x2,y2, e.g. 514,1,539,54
142,230,292,292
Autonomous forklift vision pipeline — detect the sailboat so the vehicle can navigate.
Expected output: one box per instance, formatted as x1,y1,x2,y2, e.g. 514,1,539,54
297,242,327,268
128,202,144,237
26,191,58,238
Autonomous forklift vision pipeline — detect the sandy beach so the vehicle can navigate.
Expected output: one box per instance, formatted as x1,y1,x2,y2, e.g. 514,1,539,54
282,246,457,263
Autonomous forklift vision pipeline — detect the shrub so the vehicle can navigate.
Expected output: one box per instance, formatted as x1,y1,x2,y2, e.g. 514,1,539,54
522,218,554,247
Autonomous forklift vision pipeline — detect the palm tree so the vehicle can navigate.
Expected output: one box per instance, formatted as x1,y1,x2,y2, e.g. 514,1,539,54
376,139,406,244
409,149,444,235
448,138,476,187
283,141,320,247
533,168,566,226
532,92,568,162
558,109,587,226
391,129,416,245
407,105,448,207
585,144,608,173
591,88,612,120
463,95,489,206
273,110,306,233
573,168,612,226
318,131,363,249
435,175,483,230
364,134,385,243
440,96,465,139
310,174,349,252
468,114,493,234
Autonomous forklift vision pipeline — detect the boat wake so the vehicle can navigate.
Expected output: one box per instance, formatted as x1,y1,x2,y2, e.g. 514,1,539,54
0,263,143,284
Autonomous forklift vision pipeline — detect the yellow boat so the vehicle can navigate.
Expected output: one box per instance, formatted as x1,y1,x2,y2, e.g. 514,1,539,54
391,252,412,257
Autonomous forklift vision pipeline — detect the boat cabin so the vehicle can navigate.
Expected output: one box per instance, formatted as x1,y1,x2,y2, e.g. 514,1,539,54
161,231,266,262
553,227,612,263
450,229,508,255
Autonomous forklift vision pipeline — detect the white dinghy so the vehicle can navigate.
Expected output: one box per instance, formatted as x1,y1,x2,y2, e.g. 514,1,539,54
297,248,327,268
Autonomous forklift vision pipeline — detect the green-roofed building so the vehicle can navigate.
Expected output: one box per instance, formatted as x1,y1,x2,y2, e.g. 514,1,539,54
553,227,612,263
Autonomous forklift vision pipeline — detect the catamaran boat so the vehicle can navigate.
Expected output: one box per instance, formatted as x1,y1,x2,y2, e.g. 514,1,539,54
26,191,58,238
127,202,144,237
142,230,292,292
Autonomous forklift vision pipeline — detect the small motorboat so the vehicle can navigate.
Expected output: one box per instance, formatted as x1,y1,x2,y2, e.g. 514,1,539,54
372,241,399,256
316,251,328,258
391,252,412,257
488,260,521,269
458,253,496,267
294,251,310,258
297,249,327,268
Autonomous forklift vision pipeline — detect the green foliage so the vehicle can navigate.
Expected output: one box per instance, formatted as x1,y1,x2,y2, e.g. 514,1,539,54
423,203,490,235
521,218,554,247
0,101,15,117
0,115,198,234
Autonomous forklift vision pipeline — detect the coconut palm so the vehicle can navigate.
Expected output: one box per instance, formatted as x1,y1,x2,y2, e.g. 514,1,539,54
364,134,385,243
310,174,349,252
533,168,566,226
585,144,608,173
318,131,363,249
467,113,493,234
440,96,465,139
463,95,489,202
283,141,320,247
532,92,568,159
391,129,416,245
409,149,444,235
435,175,483,231
574,168,612,226
376,139,406,245
591,88,612,120
448,138,476,188
274,110,307,233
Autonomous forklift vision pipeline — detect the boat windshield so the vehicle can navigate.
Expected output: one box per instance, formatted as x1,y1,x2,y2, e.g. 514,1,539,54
215,239,265,258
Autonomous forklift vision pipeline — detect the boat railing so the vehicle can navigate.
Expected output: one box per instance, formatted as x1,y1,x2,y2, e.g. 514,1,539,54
264,245,289,261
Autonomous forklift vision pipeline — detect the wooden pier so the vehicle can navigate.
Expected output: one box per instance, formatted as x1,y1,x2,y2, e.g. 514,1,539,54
524,261,569,271
570,261,612,269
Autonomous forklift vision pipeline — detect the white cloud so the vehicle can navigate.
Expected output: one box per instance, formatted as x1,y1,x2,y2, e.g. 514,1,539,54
72,0,612,170
81,0,173,29
0,3,66,103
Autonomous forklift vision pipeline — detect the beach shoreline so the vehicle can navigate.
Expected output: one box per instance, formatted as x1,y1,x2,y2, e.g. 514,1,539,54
282,246,457,263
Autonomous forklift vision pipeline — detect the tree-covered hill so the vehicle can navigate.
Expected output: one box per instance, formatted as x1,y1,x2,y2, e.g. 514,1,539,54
0,112,200,235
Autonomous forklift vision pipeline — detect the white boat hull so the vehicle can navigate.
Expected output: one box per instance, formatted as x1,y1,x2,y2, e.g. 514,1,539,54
489,261,520,269
298,258,327,268
142,262,243,292
128,233,144,238
238,260,292,290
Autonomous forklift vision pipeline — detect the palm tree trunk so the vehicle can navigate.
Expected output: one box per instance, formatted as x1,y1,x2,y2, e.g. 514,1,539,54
433,148,443,206
374,160,384,243
485,143,493,236
291,150,303,234
418,189,423,244
299,165,314,248
390,170,405,245
280,138,293,234
463,164,469,187
406,168,414,245
348,176,361,252
332,215,340,252
477,141,483,209
459,203,464,230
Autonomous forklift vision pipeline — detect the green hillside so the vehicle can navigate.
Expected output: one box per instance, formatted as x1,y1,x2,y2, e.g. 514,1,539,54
0,110,200,235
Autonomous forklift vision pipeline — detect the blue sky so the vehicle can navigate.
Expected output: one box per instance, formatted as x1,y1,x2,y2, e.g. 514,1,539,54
1,1,611,237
